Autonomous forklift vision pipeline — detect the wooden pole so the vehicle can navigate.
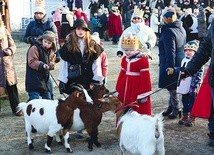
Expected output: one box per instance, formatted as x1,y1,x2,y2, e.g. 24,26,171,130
5,0,10,32
1,0,10,33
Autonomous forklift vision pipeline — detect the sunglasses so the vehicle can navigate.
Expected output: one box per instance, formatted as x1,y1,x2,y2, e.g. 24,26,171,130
133,17,142,20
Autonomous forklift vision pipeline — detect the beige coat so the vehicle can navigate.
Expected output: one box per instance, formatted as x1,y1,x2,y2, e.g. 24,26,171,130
0,28,17,86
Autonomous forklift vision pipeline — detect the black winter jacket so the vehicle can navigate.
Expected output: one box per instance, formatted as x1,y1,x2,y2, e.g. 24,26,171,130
186,19,214,87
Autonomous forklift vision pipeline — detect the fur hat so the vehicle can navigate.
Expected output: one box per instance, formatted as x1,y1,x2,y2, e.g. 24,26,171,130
34,6,46,14
91,32,100,44
163,8,177,23
184,40,200,52
131,8,144,21
70,18,91,31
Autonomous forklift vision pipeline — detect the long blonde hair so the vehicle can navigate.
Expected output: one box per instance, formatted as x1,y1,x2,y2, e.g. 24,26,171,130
66,30,96,55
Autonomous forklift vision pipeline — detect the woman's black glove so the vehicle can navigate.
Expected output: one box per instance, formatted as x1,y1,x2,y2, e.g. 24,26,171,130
180,68,191,79
59,82,66,94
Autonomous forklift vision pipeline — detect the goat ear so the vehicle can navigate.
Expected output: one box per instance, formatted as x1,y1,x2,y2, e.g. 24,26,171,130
74,91,80,98
98,98,104,102
89,83,95,90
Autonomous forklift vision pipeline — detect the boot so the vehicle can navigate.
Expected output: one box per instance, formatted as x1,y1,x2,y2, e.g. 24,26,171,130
207,132,214,146
185,116,196,127
162,106,173,116
178,113,189,125
168,108,181,119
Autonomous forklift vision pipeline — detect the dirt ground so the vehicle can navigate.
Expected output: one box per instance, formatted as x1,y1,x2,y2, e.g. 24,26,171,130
0,40,214,155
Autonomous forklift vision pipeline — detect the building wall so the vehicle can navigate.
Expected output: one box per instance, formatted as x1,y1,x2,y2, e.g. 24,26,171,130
9,0,90,31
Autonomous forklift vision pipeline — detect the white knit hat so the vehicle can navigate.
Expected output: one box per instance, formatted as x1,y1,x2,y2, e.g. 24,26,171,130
34,6,46,14
91,32,100,44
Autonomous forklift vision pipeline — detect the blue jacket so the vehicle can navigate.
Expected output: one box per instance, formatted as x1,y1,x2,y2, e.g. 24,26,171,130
158,20,186,90
23,15,58,47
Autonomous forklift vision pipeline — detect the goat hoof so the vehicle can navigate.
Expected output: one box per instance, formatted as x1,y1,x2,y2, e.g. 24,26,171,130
66,148,73,153
29,143,34,150
95,142,101,148
88,148,93,152
88,146,93,152
45,148,52,154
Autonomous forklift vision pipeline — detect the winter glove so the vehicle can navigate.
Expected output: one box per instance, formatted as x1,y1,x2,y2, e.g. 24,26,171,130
49,62,55,70
43,64,49,70
166,68,174,75
59,82,66,94
55,50,61,63
27,36,35,45
180,68,191,79
117,51,123,57
55,57,61,63
138,97,148,104
3,48,12,56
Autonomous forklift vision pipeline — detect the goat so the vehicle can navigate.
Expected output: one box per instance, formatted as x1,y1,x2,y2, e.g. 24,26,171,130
18,89,88,154
55,94,122,151
117,110,165,155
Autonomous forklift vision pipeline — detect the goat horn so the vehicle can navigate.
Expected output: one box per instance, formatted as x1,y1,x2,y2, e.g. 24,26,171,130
76,83,84,89
71,86,83,92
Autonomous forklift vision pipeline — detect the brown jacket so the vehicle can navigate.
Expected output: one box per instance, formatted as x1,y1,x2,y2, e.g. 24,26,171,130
0,28,17,87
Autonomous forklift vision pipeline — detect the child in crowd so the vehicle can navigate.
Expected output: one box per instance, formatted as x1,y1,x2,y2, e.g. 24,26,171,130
176,40,204,127
91,32,108,85
25,31,57,101
115,32,152,115
91,13,99,33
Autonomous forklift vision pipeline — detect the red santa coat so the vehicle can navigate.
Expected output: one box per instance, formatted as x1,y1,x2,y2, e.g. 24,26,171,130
116,56,152,115
191,68,212,118
108,13,123,38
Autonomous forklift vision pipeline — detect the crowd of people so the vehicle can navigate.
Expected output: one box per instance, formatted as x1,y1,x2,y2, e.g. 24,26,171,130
1,0,214,149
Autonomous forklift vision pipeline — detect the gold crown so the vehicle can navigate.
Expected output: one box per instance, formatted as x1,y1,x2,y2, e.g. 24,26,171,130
121,34,139,51
132,8,144,18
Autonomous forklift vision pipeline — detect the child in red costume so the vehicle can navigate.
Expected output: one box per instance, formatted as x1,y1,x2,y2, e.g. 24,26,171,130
115,33,152,115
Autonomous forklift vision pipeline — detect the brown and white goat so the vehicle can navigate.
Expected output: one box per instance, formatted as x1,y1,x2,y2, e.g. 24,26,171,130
18,90,87,154
56,93,122,152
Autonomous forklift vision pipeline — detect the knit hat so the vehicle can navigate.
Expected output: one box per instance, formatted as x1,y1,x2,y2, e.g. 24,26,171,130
184,40,199,52
34,6,46,14
199,6,204,12
163,8,177,23
91,32,100,44
39,31,56,51
70,18,91,31
131,8,144,21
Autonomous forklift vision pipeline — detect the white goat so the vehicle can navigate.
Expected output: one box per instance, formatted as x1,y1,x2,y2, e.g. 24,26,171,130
117,110,165,155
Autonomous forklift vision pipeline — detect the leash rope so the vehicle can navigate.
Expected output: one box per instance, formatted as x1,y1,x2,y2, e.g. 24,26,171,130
50,73,66,98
